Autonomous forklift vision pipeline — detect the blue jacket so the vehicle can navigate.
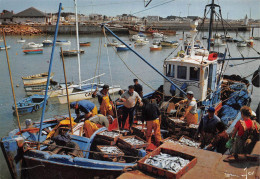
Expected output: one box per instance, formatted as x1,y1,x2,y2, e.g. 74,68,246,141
71,100,95,115
198,114,221,134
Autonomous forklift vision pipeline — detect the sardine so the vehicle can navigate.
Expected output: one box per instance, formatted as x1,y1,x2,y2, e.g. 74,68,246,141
179,138,200,148
170,118,185,123
189,124,199,129
99,146,122,154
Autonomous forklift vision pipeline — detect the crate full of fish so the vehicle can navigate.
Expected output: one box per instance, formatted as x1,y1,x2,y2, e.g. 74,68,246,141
178,136,201,148
161,136,179,144
137,147,197,179
96,145,124,158
95,130,122,142
112,129,129,136
118,135,148,149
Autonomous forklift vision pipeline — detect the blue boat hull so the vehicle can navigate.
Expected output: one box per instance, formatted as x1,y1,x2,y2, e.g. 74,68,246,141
24,51,43,54
116,47,129,51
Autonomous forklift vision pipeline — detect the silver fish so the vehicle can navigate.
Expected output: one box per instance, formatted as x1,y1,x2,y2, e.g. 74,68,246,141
144,153,190,173
189,124,199,129
100,146,122,154
99,131,120,138
170,118,185,124
179,138,200,148
123,137,145,145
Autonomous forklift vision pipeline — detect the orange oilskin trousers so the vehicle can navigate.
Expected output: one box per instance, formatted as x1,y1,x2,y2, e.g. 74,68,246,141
186,112,198,125
83,120,99,138
100,95,114,116
146,119,161,146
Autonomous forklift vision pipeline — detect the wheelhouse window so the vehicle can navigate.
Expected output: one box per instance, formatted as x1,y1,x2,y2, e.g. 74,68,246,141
166,64,175,77
177,66,187,79
190,67,200,81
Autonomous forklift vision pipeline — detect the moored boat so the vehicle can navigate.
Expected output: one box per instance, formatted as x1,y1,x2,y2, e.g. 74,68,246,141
12,94,49,114
116,44,131,51
42,39,53,46
23,49,43,54
149,44,162,51
60,49,85,57
160,40,178,47
17,38,26,43
24,42,43,49
0,45,11,50
79,42,91,46
22,72,54,86
56,40,71,45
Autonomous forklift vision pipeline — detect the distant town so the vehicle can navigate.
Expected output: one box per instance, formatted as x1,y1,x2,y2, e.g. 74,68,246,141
0,7,260,35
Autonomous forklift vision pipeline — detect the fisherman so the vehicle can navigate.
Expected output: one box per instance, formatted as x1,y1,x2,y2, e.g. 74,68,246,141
70,100,98,121
228,106,259,160
142,99,161,146
92,84,114,116
175,91,198,124
133,79,143,98
83,114,115,138
205,122,229,154
116,85,143,129
197,107,221,147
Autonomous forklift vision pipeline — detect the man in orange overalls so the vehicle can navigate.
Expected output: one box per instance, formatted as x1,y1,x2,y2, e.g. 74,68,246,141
92,85,114,116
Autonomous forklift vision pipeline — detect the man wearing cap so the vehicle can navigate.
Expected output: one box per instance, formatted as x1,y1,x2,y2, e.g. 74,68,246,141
92,84,114,116
116,85,143,129
175,91,198,124
133,79,143,98
197,107,221,147
70,100,98,121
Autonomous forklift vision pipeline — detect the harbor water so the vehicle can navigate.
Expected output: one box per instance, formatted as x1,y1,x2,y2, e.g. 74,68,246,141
0,31,259,178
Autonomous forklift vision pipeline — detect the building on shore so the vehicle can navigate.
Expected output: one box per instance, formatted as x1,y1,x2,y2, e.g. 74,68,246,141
12,7,50,25
0,10,14,24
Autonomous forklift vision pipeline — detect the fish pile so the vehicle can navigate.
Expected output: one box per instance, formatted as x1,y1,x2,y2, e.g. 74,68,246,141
135,126,147,130
99,131,120,138
179,137,200,148
144,152,190,173
170,118,185,123
189,124,199,129
123,137,145,145
164,139,180,144
99,146,123,155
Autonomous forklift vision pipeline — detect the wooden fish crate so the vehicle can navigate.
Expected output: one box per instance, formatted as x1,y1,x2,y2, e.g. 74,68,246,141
161,136,179,144
178,135,201,148
167,117,186,127
132,125,146,139
96,145,124,158
95,130,122,142
137,147,197,179
118,135,148,149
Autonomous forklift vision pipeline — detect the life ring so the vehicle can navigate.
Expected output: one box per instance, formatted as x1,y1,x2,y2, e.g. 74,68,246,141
34,104,40,111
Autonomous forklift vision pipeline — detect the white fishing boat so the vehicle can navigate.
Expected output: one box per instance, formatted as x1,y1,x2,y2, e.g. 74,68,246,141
134,39,149,46
237,41,247,47
56,40,71,45
24,42,43,49
22,72,54,86
129,33,146,41
42,39,53,46
0,45,11,50
58,83,121,104
152,32,164,38
17,38,26,43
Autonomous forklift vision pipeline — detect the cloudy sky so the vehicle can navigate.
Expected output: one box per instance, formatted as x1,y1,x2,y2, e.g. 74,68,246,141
0,0,259,19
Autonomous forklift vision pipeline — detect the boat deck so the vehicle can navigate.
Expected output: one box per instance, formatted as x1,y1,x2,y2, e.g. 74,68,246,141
118,141,260,179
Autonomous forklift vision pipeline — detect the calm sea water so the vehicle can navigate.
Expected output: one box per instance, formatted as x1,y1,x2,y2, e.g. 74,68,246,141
0,31,259,178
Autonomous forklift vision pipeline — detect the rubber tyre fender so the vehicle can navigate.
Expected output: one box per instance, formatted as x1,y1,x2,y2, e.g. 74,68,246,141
34,104,40,111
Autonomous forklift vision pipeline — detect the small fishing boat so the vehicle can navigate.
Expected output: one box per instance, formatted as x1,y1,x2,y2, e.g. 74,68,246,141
12,94,49,114
23,49,43,54
129,33,146,41
17,38,26,43
116,44,131,51
152,32,164,38
24,82,76,97
237,41,247,47
79,42,91,46
56,40,71,45
22,72,54,86
160,40,178,47
42,39,53,47
60,50,85,57
0,45,11,50
105,39,119,47
150,44,162,51
134,39,149,46
24,42,43,49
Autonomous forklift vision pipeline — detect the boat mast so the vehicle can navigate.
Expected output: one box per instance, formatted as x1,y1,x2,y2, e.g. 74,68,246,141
74,0,82,88
207,0,219,51
38,3,62,147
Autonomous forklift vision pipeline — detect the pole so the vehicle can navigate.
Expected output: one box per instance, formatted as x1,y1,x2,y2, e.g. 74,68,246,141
60,47,73,134
74,0,82,88
102,25,187,96
38,3,62,149
2,29,22,132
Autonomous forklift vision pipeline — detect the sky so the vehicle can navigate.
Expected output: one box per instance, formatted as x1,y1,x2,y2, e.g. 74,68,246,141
0,0,259,20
